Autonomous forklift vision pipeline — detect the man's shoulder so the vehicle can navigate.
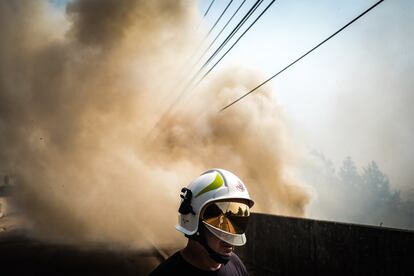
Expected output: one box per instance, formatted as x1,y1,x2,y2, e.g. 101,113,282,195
149,251,248,276
149,251,181,276
230,252,244,265
219,253,248,276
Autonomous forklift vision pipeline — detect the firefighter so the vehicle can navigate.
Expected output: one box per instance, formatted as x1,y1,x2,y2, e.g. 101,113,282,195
150,168,254,275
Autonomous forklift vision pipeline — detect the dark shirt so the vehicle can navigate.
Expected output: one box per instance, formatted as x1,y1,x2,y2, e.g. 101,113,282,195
149,251,248,276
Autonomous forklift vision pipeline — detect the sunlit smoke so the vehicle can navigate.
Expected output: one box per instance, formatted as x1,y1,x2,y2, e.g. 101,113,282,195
0,0,309,249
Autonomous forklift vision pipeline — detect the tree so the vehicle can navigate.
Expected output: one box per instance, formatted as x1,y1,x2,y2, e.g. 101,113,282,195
338,156,362,187
304,151,412,230
362,161,391,203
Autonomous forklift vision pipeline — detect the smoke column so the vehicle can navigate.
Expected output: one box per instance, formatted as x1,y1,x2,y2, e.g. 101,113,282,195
0,0,309,248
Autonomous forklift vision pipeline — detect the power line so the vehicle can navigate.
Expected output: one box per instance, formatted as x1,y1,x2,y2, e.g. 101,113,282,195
206,0,234,38
203,0,216,17
147,0,262,138
167,0,263,113
220,0,385,111
186,0,251,80
156,1,274,132
197,0,276,86
193,0,217,35
196,0,264,77
197,0,247,71
171,0,278,114
171,0,235,93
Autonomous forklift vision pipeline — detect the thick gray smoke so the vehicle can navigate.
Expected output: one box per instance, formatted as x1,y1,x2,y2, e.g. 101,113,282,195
0,0,309,248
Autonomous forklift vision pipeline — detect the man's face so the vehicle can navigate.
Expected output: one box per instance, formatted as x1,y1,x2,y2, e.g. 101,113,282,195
205,229,234,256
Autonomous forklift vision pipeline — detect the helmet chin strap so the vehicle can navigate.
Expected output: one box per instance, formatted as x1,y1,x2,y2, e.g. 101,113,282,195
200,235,230,264
190,223,231,265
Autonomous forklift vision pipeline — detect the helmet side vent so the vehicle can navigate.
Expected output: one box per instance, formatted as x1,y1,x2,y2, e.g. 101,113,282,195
178,188,195,215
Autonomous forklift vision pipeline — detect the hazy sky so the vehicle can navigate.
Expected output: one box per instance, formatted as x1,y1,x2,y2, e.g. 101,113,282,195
197,0,414,194
47,0,413,194
3,0,315,244
47,0,413,192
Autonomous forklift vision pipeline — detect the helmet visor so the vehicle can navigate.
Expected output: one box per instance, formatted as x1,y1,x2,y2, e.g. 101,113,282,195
200,201,250,235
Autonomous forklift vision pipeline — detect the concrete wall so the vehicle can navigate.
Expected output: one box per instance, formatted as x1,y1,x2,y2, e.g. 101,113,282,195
0,233,161,275
236,213,414,276
1,213,413,275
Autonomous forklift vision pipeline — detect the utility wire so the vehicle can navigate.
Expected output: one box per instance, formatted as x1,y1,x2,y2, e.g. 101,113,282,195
197,0,276,86
173,0,234,92
206,0,234,37
185,0,247,83
171,0,275,120
169,0,263,110
197,0,263,76
147,0,259,138
197,0,247,71
187,0,234,73
193,0,217,35
220,0,385,111
149,0,272,137
147,1,259,137
203,0,216,17
181,0,263,96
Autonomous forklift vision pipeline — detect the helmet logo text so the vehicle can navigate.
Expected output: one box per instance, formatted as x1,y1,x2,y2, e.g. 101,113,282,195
236,181,245,192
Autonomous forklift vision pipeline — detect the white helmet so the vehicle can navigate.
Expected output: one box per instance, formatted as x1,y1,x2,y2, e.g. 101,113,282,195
176,168,254,246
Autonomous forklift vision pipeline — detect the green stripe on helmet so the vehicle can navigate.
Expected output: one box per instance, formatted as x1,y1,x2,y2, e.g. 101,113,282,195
195,173,224,198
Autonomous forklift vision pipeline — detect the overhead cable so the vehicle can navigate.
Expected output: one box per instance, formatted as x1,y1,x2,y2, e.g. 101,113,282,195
196,0,264,76
201,0,247,61
220,0,385,111
203,0,216,17
198,0,276,85
170,0,264,109
206,0,234,37
180,0,263,97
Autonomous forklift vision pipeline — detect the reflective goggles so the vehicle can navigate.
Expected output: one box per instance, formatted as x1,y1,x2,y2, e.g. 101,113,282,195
200,201,250,235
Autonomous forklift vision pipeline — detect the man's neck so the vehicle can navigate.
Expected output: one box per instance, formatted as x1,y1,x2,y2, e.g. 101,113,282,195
180,240,222,271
